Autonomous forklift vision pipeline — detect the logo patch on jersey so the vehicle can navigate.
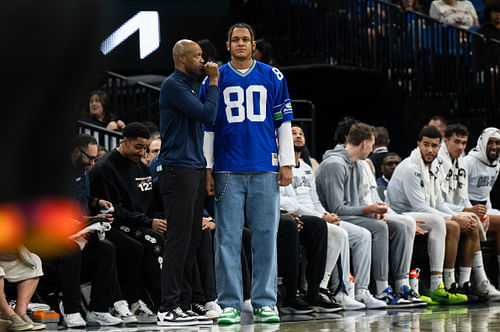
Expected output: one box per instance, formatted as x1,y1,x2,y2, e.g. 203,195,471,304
136,176,153,192
273,111,283,120
272,153,278,166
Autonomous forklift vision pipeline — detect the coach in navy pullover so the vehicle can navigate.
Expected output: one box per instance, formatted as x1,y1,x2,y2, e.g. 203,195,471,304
158,64,219,168
157,39,220,319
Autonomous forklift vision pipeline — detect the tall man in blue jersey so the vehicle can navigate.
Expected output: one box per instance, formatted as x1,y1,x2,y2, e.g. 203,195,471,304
157,39,220,327
201,23,295,324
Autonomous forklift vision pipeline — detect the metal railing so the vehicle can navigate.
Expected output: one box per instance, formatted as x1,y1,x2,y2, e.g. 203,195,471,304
104,71,161,124
76,120,123,151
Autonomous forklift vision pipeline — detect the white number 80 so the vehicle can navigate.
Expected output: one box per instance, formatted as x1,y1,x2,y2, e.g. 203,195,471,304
223,85,267,123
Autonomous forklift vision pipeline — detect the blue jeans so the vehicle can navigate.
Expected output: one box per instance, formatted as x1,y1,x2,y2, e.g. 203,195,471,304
213,172,279,309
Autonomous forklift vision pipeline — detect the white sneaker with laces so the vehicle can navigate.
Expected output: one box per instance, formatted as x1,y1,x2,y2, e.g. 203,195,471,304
111,300,138,324
86,311,123,326
334,292,366,310
205,300,222,316
157,307,198,326
355,289,387,309
131,300,156,323
477,280,500,300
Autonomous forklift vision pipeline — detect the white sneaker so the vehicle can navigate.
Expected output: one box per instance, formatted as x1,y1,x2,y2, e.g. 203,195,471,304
204,300,222,316
242,299,253,313
86,311,123,326
131,300,156,323
64,313,87,328
59,300,86,328
111,300,138,324
334,292,366,310
355,289,387,309
477,280,500,300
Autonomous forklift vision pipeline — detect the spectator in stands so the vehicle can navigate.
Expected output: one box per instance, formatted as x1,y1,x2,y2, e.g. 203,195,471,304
96,145,108,164
142,121,160,140
333,117,360,146
82,90,126,132
156,39,219,327
464,127,500,288
438,124,500,300
254,38,278,66
478,0,500,39
376,152,402,187
198,39,222,65
429,0,479,29
142,137,161,166
369,126,391,179
90,122,162,322
0,247,45,331
280,125,369,311
428,115,448,139
316,123,412,308
386,125,469,304
396,0,422,11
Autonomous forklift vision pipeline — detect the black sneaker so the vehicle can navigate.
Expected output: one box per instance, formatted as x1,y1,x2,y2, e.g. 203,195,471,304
306,294,343,313
157,307,198,326
192,302,218,319
185,309,212,325
280,297,315,315
450,282,489,303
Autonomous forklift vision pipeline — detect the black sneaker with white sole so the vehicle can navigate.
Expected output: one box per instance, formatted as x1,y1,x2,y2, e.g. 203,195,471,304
306,294,343,313
157,307,198,326
280,297,315,314
185,309,213,325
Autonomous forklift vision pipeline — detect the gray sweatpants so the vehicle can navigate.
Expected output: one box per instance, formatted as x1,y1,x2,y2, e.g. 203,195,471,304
341,215,412,282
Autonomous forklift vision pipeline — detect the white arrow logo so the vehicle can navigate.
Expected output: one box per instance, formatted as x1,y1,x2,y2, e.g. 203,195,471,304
100,11,160,59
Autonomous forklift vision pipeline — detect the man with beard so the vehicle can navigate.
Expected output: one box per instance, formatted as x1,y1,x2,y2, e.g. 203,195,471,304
387,126,468,304
435,124,500,301
464,127,500,288
156,39,219,326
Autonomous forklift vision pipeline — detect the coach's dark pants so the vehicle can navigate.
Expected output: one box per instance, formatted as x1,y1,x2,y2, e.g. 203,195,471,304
159,166,206,311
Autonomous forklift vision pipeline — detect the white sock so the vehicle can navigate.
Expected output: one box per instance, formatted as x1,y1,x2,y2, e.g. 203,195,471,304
473,251,488,286
443,268,455,289
430,274,443,292
394,278,409,294
375,280,389,295
458,267,472,287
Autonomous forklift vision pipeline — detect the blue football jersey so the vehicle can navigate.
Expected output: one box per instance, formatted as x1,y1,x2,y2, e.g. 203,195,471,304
200,60,294,172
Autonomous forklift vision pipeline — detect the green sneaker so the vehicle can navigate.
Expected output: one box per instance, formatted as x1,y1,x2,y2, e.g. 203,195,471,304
419,294,438,305
428,282,468,305
253,306,280,323
218,308,240,325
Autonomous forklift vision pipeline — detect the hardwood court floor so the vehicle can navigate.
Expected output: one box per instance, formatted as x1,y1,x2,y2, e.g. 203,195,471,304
40,302,500,332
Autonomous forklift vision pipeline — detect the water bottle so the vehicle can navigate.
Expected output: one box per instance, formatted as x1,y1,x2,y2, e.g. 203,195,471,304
409,268,420,294
347,273,355,299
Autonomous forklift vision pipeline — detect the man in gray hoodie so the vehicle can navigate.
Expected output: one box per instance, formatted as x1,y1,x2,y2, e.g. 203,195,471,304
316,123,411,307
